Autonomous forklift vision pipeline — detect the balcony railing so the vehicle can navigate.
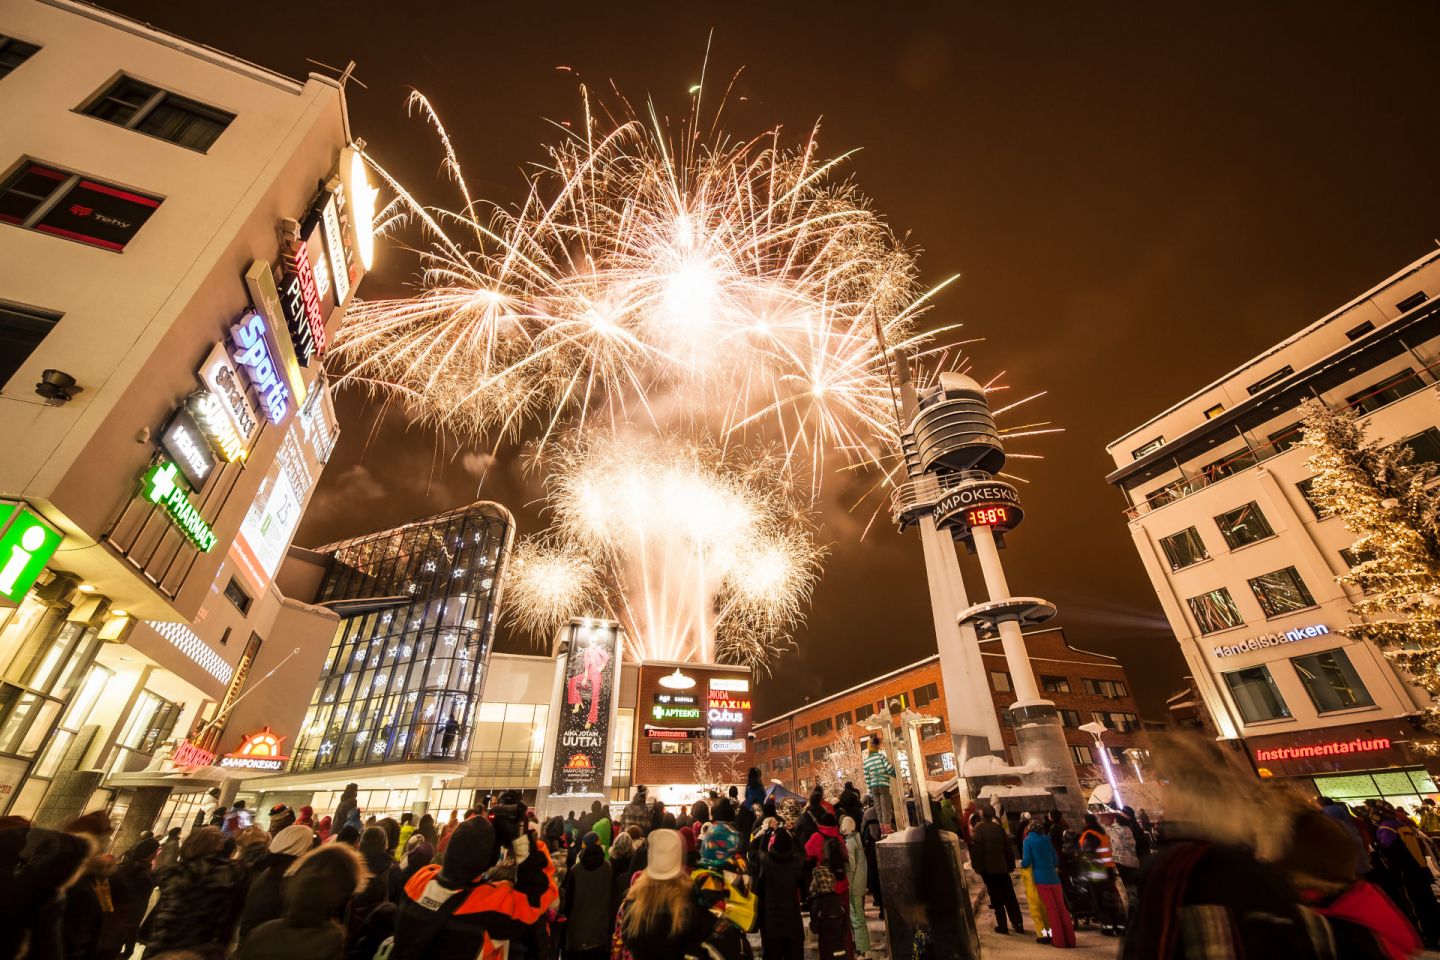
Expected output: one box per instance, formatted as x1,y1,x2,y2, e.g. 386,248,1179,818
1123,363,1436,520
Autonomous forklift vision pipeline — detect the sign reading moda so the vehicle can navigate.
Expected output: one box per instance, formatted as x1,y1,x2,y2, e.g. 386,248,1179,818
1254,736,1391,764
141,462,217,552
549,622,619,796
1213,623,1329,658
0,503,64,605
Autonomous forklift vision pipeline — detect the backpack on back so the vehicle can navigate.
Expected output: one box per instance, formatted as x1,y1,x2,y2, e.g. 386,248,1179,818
822,834,847,875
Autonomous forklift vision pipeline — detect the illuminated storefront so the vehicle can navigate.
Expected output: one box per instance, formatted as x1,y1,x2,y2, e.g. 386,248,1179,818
1248,718,1440,808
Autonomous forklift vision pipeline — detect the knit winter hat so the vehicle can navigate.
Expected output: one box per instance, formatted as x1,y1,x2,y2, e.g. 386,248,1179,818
699,821,740,867
611,832,635,858
439,816,499,885
810,864,837,895
645,828,685,881
270,824,314,857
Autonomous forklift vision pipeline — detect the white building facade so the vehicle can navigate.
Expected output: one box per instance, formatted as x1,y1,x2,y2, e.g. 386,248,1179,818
0,0,375,844
1107,249,1440,808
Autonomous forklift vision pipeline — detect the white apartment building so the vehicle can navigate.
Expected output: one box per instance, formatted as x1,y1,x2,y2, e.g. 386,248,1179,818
0,0,377,845
1107,248,1440,808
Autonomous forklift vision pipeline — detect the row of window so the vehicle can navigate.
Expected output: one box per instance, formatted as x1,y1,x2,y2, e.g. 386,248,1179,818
1224,646,1373,723
1187,564,1316,635
991,671,1129,699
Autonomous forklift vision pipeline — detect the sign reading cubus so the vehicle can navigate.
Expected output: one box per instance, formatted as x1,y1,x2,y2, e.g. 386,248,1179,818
934,478,1024,539
0,502,64,605
545,620,622,801
243,260,307,405
141,462,218,552
218,727,290,772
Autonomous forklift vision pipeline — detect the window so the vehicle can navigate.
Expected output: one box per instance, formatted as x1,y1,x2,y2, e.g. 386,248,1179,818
1400,428,1440,467
1188,587,1245,635
224,577,252,614
771,732,789,748
1348,368,1423,414
913,682,940,707
1145,485,1179,511
921,717,946,739
794,727,808,743
772,755,790,771
1068,744,1095,765
1203,403,1225,420
809,718,832,738
217,627,231,647
1267,423,1302,454
650,740,693,755
1082,678,1129,698
1215,502,1274,549
1248,566,1316,617
1297,478,1332,519
1340,546,1375,571
1201,448,1258,481
1159,527,1209,570
1132,437,1165,460
854,704,874,722
1292,648,1375,713
80,76,233,152
0,161,162,251
834,710,851,728
990,670,1013,693
1346,320,1375,340
754,739,769,756
1041,674,1071,694
1093,711,1141,733
0,301,61,388
0,36,40,79
1058,709,1081,728
1246,365,1294,396
1223,665,1291,723
796,750,810,768
1396,292,1429,313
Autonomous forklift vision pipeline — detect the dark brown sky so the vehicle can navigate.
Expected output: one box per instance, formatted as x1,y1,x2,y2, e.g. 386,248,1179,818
106,1,1440,719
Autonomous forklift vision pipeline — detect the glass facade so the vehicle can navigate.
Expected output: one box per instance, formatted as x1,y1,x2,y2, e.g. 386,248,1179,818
291,503,514,774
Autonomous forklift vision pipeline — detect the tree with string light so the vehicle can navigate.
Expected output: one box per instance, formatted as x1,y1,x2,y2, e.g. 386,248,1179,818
1298,397,1440,718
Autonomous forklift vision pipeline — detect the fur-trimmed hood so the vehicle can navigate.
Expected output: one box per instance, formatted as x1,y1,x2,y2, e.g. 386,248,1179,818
283,842,368,921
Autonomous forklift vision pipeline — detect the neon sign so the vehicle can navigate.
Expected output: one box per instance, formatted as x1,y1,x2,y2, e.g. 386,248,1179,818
0,503,63,605
652,704,701,721
342,145,377,270
229,311,290,424
159,407,215,490
1213,623,1329,658
218,726,290,772
1254,736,1391,763
141,462,217,552
187,390,246,463
170,742,217,768
244,260,307,404
281,242,326,362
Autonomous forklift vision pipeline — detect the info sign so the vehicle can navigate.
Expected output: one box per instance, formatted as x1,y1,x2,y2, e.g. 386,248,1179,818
0,502,64,606
549,621,620,796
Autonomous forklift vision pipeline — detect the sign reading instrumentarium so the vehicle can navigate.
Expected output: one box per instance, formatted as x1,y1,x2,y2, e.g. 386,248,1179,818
0,503,64,605
141,462,218,552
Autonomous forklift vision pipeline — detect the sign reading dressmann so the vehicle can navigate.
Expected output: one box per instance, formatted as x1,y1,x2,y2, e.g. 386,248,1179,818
549,622,619,796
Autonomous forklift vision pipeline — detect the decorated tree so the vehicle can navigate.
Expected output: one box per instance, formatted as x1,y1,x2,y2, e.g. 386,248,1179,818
819,721,867,797
1298,397,1440,714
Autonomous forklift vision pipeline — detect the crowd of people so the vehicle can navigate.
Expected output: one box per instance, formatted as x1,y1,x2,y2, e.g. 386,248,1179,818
5,732,1440,959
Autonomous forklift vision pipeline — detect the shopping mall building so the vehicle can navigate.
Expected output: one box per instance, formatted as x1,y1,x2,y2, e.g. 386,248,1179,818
1108,248,1440,809
0,0,376,847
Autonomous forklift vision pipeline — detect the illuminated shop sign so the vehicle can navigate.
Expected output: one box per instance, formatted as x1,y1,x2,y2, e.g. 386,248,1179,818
159,407,215,490
199,341,259,447
707,692,750,726
217,727,290,772
187,390,245,463
243,260,307,404
652,704,701,721
1254,736,1391,764
1213,623,1329,658
340,144,377,270
170,741,217,768
709,726,736,739
644,725,707,740
0,503,64,605
280,226,328,363
935,480,1025,535
297,381,339,464
659,669,696,690
230,425,311,591
654,692,697,706
711,740,745,753
319,191,351,305
229,311,290,424
709,677,750,693
140,461,217,552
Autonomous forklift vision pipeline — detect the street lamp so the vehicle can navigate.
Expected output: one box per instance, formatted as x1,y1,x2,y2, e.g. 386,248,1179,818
1079,721,1123,810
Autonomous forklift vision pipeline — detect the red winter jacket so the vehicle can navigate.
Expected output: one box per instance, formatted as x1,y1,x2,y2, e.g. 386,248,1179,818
804,825,848,896
1311,881,1422,960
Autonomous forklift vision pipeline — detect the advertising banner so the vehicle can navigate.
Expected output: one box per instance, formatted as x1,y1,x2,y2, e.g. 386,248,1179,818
548,622,619,797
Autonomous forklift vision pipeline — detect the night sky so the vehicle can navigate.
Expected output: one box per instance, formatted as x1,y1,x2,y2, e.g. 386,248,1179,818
104,1,1440,719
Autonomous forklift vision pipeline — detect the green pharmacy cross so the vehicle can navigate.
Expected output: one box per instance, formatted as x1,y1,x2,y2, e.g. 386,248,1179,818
142,461,218,552
0,503,64,605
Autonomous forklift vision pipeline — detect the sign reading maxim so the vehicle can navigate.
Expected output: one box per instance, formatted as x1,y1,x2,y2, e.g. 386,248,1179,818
1212,623,1329,658
549,622,619,797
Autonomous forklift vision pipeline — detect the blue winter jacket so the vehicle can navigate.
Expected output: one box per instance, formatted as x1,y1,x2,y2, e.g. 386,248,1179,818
1021,830,1061,885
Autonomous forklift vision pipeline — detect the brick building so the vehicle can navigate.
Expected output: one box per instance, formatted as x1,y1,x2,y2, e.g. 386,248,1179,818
753,627,1144,795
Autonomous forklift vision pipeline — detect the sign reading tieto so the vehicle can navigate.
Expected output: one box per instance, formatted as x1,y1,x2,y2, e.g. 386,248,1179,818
1212,623,1329,658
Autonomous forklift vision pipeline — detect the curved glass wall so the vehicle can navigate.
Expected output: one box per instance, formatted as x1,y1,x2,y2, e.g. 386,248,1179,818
291,502,513,773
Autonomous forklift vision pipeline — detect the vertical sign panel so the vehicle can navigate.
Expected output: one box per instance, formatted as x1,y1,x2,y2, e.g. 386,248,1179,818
549,621,619,797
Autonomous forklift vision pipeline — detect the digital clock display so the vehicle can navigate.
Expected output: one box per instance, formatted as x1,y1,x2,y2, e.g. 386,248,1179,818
966,505,1011,527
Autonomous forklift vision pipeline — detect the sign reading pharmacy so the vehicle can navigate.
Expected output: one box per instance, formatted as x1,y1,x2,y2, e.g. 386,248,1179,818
1213,623,1330,658
0,503,64,605
141,462,218,552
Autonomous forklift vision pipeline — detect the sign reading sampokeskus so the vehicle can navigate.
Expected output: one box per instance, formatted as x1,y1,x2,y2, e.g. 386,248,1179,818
549,622,619,796
934,479,1024,536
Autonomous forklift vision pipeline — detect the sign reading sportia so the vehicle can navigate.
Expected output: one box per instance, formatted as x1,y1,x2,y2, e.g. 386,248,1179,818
549,621,620,797
218,727,290,772
0,503,63,605
141,462,218,552
229,311,290,425
1212,623,1329,658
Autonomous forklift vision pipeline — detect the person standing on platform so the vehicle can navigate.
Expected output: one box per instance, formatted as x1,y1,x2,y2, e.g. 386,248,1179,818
863,739,897,829
971,807,1024,936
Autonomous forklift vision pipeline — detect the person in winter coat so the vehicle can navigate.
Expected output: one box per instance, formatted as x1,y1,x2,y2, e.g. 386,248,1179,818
609,831,639,910
234,825,272,873
1279,808,1421,960
809,865,850,960
1105,809,1141,894
804,811,849,897
589,802,613,854
61,847,115,960
617,829,713,960
144,826,249,959
333,783,360,834
840,815,871,956
744,768,766,812
234,842,366,960
155,827,182,872
101,835,159,960
860,797,884,916
710,790,736,825
1373,810,1440,947
1021,818,1074,948
796,788,825,850
391,813,558,959
416,813,438,847
237,823,314,942
394,812,417,858
837,782,864,831
296,805,316,831
347,825,394,951
756,827,806,960
690,793,712,826
970,807,1023,935
223,799,253,836
620,786,651,836
560,833,612,959
268,803,296,835
1078,813,1124,936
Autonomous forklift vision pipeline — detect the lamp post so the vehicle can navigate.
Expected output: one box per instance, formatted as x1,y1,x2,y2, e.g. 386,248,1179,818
1080,721,1123,810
